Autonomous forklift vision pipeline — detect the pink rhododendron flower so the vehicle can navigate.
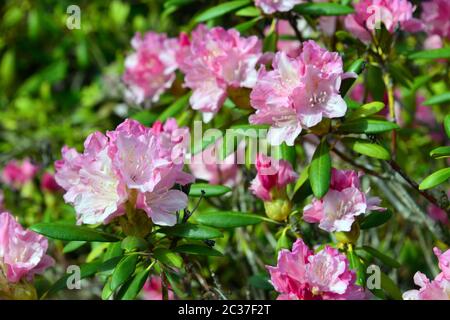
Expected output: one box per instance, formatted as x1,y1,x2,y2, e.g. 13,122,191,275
123,32,181,104
40,172,61,193
178,25,262,122
421,0,450,47
189,139,242,187
403,247,450,300
55,118,193,226
254,0,303,14
303,169,385,233
345,0,423,43
143,276,174,300
250,41,350,146
2,159,38,189
250,154,297,201
0,212,54,283
267,239,366,300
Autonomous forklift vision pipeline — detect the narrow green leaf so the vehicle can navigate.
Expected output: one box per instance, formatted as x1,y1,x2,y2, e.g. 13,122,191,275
340,59,366,97
174,244,223,256
101,277,114,300
294,3,354,16
419,167,450,190
309,140,331,198
235,16,262,33
409,47,450,60
347,102,385,121
423,92,450,106
157,93,190,122
194,0,250,23
30,223,120,242
160,223,223,240
445,115,450,139
189,183,231,197
63,241,87,254
361,246,401,268
120,268,151,300
360,210,392,230
235,6,260,17
338,118,400,134
195,211,264,228
154,248,183,269
380,272,403,300
276,229,292,253
111,255,139,291
343,138,391,160
430,146,450,159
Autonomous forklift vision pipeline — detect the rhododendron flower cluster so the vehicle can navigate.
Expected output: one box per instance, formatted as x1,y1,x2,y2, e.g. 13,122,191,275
123,32,182,104
421,0,450,49
250,154,297,201
55,118,193,226
0,212,54,283
268,239,366,300
403,248,450,300
2,159,38,189
254,0,304,15
344,0,423,43
303,169,385,233
249,40,351,146
178,25,262,123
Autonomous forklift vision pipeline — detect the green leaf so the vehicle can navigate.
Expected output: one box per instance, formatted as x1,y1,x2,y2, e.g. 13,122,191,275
235,6,260,17
340,59,366,97
131,110,158,126
174,244,223,256
235,16,262,33
157,93,190,122
194,0,250,23
419,168,450,190
195,211,265,228
121,236,149,252
263,23,277,52
360,210,392,230
309,140,331,198
347,102,385,121
445,115,450,139
189,183,231,197
423,92,450,106
360,246,400,268
293,165,309,195
120,268,151,300
409,47,450,60
347,250,366,286
164,0,195,8
101,277,114,300
338,118,400,134
45,256,122,297
30,223,120,242
160,223,223,240
430,146,450,159
343,138,391,160
154,248,183,269
111,255,139,291
294,3,354,16
63,241,87,254
276,229,292,253
380,272,402,300
249,273,274,290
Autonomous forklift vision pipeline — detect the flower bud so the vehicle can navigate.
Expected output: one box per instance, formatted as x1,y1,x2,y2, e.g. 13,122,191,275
264,198,292,222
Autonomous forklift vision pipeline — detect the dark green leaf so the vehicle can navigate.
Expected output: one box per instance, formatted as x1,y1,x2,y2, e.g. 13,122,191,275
154,248,183,268
30,223,120,242
195,211,265,228
361,246,401,268
120,268,151,300
189,183,231,197
194,0,250,23
121,236,148,252
111,255,139,291
360,210,392,229
174,244,223,256
160,223,223,240
235,16,262,33
338,118,399,134
294,3,354,16
249,273,274,290
380,272,402,300
309,140,331,198
340,59,365,97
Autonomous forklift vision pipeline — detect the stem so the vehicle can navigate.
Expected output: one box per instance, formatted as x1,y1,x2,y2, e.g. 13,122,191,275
388,160,449,215
383,73,397,159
